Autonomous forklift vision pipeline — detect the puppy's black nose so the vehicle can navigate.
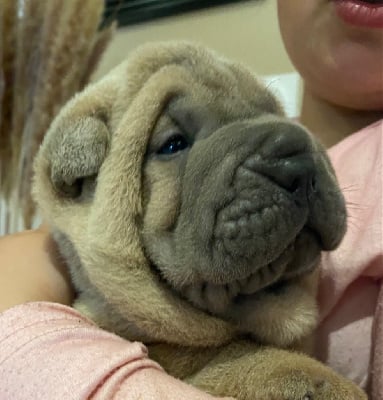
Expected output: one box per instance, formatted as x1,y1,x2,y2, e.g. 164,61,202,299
243,123,317,200
244,155,316,197
264,122,317,198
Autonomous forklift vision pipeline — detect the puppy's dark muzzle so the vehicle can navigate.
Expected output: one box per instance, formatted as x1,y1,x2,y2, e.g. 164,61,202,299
210,122,317,282
162,116,346,287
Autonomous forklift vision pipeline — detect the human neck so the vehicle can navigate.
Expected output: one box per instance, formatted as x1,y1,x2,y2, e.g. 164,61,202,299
300,87,383,148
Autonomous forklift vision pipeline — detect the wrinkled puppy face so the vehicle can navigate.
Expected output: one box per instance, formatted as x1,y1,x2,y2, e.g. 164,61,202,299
34,42,346,346
141,61,346,328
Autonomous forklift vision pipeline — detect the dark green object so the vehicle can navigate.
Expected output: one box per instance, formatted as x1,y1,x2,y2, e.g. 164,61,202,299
103,0,255,27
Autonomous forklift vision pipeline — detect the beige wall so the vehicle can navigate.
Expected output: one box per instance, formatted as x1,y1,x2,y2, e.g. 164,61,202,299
94,0,295,80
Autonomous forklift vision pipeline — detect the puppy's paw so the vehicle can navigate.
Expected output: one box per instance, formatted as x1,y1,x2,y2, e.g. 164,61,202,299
46,116,110,198
265,365,367,400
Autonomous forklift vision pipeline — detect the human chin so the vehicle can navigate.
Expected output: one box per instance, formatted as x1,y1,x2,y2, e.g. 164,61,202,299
325,31,383,106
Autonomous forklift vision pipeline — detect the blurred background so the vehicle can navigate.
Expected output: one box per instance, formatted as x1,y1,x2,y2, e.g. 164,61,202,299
0,0,300,235
97,0,299,114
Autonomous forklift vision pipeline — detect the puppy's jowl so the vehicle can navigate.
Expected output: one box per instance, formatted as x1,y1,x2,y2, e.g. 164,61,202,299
33,42,366,400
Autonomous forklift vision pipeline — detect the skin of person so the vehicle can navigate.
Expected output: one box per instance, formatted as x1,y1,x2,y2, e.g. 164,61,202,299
277,0,383,147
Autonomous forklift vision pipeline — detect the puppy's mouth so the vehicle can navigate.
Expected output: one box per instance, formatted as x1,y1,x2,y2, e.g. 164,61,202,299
150,227,321,317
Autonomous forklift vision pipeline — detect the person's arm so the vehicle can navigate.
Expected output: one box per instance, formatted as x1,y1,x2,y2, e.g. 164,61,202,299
0,230,232,399
0,302,232,400
0,227,74,312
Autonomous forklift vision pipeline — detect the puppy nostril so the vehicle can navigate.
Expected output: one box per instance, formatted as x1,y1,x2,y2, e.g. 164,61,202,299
309,176,318,193
287,178,301,194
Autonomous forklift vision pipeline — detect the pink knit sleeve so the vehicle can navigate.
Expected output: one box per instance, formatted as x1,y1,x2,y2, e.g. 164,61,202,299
0,302,232,400
315,120,383,398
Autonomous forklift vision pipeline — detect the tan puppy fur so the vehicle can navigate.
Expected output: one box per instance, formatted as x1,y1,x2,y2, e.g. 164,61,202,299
33,42,366,399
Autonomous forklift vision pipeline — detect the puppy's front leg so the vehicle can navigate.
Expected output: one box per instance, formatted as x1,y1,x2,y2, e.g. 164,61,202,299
187,341,366,400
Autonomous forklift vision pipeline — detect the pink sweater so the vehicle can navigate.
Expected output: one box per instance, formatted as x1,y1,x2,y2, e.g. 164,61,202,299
0,302,231,400
0,121,381,400
315,120,383,398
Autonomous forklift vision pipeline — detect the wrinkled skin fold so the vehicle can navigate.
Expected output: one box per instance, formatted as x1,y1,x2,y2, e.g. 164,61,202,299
33,42,365,399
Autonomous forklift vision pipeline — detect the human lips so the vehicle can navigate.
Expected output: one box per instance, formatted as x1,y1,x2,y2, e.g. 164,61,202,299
332,0,383,28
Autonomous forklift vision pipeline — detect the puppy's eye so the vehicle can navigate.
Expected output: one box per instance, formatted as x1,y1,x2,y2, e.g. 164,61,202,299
157,134,189,155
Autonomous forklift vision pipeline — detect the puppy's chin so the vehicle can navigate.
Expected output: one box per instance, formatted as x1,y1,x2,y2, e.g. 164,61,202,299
147,249,319,347
149,227,321,325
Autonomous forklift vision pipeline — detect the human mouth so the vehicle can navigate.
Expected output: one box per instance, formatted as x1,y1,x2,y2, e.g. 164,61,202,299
332,0,383,28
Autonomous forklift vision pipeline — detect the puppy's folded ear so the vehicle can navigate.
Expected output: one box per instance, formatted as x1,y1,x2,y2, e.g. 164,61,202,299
46,115,110,199
33,61,124,207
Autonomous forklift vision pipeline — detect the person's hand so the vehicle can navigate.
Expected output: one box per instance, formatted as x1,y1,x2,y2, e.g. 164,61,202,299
0,226,74,312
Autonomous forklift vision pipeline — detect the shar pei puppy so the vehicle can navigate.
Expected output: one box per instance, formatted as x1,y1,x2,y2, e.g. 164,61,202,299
33,42,366,400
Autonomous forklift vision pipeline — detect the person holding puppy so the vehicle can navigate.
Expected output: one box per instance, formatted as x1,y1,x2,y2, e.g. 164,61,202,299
0,0,382,398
